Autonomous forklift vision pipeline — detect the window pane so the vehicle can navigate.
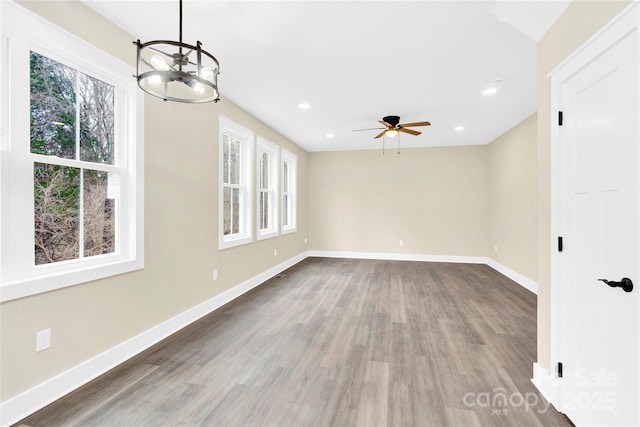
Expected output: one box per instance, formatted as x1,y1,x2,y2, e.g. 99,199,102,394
283,194,289,227
264,158,268,189
283,161,289,192
223,186,231,235
263,192,269,229
223,135,230,184
259,151,269,189
232,188,240,234
260,191,270,230
259,192,264,229
30,52,77,159
229,139,240,185
79,74,114,164
259,152,263,188
34,163,80,264
83,170,116,257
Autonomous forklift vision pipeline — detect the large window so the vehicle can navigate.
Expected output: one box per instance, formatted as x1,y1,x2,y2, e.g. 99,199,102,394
0,2,144,302
219,116,253,249
281,149,298,234
31,52,117,264
256,137,279,240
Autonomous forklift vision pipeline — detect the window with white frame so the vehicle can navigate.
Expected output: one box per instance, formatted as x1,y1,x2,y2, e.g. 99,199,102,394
256,137,279,240
281,149,297,234
219,116,253,249
0,2,144,302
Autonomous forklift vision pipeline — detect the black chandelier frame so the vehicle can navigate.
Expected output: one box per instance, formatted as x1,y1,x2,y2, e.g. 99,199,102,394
133,0,220,103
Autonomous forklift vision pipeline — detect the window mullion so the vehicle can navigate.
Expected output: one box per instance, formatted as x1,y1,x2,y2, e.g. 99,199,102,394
27,154,120,173
79,169,85,258
75,71,85,259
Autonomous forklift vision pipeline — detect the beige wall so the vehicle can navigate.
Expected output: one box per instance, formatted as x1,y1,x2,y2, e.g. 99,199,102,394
308,146,488,257
308,113,538,276
488,114,537,282
0,1,308,401
536,0,631,371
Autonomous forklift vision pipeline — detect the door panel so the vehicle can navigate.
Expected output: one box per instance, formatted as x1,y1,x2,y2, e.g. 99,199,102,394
558,20,639,427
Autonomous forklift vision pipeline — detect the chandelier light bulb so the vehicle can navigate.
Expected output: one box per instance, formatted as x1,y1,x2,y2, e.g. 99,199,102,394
201,67,215,81
192,82,205,95
148,75,162,87
150,54,169,71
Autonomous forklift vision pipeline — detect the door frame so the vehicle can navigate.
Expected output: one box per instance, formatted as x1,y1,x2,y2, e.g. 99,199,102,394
548,0,639,417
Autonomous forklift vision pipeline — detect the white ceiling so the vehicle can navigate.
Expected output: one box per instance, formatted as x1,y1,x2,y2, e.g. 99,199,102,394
83,0,570,152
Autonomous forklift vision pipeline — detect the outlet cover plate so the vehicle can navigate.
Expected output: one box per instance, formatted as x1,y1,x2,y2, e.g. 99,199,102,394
36,329,51,352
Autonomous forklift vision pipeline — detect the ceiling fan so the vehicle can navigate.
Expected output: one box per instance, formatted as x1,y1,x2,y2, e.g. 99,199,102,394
353,115,431,138
353,115,431,153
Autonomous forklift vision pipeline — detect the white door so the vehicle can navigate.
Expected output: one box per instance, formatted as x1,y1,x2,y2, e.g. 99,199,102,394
554,5,639,427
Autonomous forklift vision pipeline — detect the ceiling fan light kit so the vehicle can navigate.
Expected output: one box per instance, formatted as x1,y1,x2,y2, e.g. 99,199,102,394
134,0,220,103
353,115,431,154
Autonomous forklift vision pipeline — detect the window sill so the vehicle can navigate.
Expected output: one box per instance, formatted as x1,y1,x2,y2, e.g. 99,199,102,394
0,258,144,302
257,230,279,241
281,227,297,235
219,235,253,250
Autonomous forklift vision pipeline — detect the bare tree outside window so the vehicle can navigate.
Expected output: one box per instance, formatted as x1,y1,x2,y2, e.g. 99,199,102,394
33,163,80,264
83,170,116,257
79,74,114,164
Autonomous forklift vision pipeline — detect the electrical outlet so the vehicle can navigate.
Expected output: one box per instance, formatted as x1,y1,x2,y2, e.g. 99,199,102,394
36,329,51,352
274,248,278,256
304,237,308,245
213,269,218,281
494,244,498,253
399,240,404,247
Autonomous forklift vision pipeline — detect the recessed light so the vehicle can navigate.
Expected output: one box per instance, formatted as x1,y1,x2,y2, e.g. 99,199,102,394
482,87,497,96
298,102,310,110
325,133,335,138
454,125,465,132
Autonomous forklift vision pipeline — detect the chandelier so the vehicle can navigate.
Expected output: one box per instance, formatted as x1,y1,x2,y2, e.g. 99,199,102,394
134,0,220,103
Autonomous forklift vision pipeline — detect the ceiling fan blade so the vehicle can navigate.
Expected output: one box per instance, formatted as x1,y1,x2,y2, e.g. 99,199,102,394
374,130,387,139
399,127,421,136
399,121,431,128
352,127,386,132
379,120,393,128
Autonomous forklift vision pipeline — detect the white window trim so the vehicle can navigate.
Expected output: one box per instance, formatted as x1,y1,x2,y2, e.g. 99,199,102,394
218,115,254,250
0,1,144,302
281,149,298,235
256,137,280,241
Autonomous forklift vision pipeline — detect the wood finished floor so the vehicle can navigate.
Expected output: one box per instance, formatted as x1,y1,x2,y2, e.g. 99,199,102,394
17,258,572,427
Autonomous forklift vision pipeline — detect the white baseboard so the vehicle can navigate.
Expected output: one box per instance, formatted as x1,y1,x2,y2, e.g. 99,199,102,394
531,362,562,412
485,258,538,294
307,250,486,265
0,252,308,427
